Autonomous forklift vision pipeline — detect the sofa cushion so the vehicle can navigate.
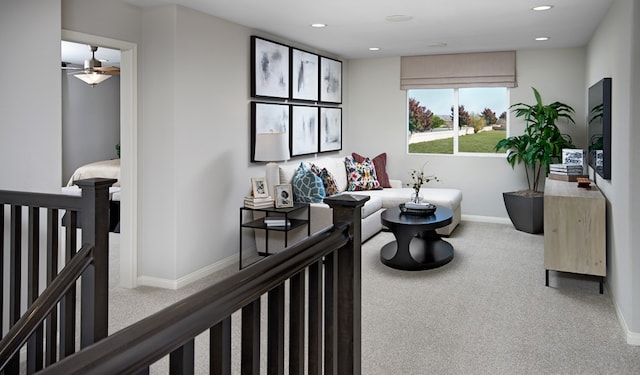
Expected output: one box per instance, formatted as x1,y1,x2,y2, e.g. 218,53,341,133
310,164,339,196
362,187,462,210
361,195,383,218
352,152,391,188
345,156,382,191
292,163,326,203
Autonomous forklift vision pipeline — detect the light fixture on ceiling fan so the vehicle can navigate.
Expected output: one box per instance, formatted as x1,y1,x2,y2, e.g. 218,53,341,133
70,45,119,87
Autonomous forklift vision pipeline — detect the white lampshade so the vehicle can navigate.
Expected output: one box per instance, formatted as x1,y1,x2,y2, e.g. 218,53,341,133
74,72,112,87
254,132,290,162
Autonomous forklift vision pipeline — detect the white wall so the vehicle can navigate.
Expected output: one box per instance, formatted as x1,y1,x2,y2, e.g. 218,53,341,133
346,48,586,219
586,0,640,343
0,0,62,192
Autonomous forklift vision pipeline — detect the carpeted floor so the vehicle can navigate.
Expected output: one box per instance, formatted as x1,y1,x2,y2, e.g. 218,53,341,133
106,221,640,374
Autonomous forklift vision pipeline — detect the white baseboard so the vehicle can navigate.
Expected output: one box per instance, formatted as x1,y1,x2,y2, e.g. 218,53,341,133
609,288,640,346
462,214,512,225
137,254,237,290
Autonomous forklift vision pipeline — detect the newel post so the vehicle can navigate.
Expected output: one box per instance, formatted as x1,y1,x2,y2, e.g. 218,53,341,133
75,178,116,348
324,194,369,375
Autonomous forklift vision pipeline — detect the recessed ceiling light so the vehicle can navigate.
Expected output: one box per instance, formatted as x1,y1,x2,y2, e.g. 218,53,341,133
385,15,413,22
311,23,326,28
535,37,550,41
532,5,553,11
369,47,380,51
427,42,448,48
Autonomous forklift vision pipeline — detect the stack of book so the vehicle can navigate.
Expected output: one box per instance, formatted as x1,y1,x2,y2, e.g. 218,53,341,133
548,163,585,182
244,196,274,209
263,217,290,227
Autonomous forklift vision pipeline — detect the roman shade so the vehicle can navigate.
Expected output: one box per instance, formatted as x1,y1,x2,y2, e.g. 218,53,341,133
400,51,517,89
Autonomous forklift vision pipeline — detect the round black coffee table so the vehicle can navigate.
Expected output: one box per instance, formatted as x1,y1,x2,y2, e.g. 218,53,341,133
380,206,454,270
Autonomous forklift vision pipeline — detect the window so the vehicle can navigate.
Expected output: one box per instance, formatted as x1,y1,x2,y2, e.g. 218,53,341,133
407,87,509,155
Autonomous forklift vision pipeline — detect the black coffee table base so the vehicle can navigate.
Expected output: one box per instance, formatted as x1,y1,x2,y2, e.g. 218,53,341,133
380,231,454,270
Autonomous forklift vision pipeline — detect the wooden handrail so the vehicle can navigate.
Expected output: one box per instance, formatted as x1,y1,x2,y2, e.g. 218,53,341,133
0,244,95,369
39,224,351,374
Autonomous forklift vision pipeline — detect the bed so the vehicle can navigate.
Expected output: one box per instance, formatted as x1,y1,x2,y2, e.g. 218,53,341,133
63,158,121,232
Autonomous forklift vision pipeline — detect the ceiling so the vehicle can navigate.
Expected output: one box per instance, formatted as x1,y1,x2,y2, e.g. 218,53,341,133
118,0,613,59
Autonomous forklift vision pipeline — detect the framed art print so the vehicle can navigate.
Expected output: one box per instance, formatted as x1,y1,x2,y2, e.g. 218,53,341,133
251,176,269,198
290,105,319,157
251,36,290,99
251,102,290,161
319,56,342,104
320,107,342,152
291,48,319,101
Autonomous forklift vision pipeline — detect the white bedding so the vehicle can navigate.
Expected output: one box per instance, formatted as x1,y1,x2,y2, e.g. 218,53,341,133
66,159,120,187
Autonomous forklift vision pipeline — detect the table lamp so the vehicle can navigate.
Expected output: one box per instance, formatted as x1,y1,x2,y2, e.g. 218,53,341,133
254,132,290,198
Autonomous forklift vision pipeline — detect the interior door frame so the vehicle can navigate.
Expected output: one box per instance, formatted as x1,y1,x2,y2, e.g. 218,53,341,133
62,29,138,288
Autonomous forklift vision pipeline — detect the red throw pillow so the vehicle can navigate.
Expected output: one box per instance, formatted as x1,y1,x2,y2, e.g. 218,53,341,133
352,152,391,188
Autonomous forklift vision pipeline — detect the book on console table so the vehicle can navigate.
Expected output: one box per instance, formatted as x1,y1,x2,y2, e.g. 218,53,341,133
244,196,274,208
264,218,291,227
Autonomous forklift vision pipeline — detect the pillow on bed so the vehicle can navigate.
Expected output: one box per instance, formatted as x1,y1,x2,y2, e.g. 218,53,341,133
292,163,326,203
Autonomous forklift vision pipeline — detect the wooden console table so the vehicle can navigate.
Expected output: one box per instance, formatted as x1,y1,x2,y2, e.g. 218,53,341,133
543,178,606,293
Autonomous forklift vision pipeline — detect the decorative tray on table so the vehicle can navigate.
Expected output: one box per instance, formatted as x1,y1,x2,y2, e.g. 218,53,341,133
399,202,437,216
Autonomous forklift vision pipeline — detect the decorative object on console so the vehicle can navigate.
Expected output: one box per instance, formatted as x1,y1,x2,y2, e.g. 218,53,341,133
407,162,439,204
345,156,382,191
250,176,269,198
576,177,592,189
352,152,391,188
274,184,293,208
319,107,342,152
291,48,319,101
251,36,290,99
292,162,326,203
253,124,290,197
319,56,342,103
244,195,274,209
399,202,437,216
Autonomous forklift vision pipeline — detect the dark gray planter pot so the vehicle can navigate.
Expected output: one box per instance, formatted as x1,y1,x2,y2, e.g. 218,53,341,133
502,191,544,234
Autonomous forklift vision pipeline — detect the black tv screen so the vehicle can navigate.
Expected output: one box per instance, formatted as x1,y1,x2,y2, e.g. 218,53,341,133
587,78,612,180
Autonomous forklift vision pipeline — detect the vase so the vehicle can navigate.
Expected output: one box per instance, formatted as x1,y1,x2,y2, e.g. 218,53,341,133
410,190,423,204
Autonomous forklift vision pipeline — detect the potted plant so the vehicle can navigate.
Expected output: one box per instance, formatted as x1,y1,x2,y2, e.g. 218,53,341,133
494,87,576,233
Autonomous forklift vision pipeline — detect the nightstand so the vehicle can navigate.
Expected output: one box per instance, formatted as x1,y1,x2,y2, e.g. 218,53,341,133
239,203,310,269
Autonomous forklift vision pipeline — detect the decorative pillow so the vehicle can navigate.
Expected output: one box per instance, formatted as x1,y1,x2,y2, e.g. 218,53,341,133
344,156,382,191
352,152,391,188
292,162,326,203
310,164,340,196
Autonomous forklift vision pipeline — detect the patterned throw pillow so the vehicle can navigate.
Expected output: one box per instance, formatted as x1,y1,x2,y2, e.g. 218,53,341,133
310,164,340,196
344,156,382,191
352,152,391,188
292,162,326,203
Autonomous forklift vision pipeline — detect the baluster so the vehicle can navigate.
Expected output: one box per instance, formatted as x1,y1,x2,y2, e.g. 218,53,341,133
324,252,338,375
27,206,43,373
45,208,59,365
59,210,77,359
5,205,22,374
169,339,194,375
210,316,231,375
0,204,4,338
289,270,305,375
241,299,260,375
267,284,285,375
307,260,322,375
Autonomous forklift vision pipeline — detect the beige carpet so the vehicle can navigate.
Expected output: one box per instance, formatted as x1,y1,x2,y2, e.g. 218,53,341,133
105,221,640,374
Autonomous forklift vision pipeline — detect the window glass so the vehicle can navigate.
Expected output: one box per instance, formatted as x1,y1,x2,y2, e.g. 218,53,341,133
408,87,508,155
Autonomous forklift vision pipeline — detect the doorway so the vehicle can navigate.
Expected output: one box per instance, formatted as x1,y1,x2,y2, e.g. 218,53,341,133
62,30,138,288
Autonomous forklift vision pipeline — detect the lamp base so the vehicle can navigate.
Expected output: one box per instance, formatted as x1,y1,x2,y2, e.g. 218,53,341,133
265,162,280,198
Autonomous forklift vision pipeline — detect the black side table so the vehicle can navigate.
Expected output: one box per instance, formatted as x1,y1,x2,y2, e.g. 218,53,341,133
239,203,310,269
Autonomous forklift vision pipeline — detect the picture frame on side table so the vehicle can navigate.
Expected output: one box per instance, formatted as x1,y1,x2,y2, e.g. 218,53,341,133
291,48,319,101
251,176,269,198
274,184,293,208
251,102,290,161
291,105,319,156
251,36,290,99
319,56,342,104
320,107,342,152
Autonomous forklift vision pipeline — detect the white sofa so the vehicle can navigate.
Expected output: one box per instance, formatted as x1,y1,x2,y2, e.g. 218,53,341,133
276,156,462,243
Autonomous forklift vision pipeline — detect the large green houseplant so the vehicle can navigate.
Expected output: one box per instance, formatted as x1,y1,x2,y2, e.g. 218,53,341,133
494,87,576,233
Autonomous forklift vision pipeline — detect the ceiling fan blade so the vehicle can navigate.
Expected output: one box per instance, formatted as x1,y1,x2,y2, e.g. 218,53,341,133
61,61,82,70
95,66,120,75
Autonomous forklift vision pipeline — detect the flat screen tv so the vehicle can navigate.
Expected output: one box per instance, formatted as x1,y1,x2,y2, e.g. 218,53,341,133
587,78,612,180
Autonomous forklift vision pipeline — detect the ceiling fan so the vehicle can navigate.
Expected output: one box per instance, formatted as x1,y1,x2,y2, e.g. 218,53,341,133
62,45,119,87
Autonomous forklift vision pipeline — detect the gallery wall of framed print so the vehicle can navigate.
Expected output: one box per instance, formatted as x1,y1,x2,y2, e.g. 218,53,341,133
319,56,342,104
291,105,319,157
251,102,290,161
320,107,342,152
291,48,319,102
251,36,290,99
